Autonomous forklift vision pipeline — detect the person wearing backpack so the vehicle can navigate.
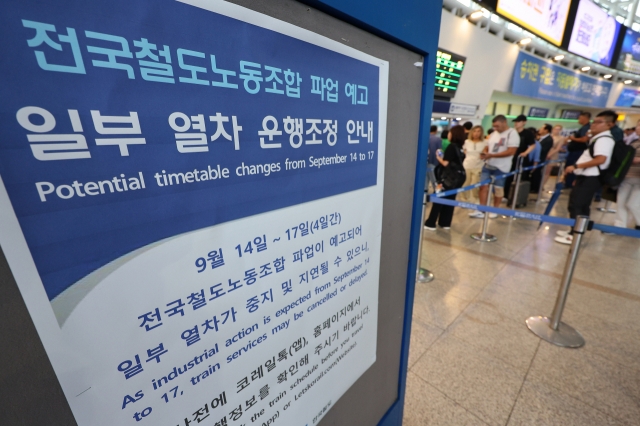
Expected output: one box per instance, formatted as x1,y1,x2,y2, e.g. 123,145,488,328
614,124,640,230
424,126,466,230
555,110,616,245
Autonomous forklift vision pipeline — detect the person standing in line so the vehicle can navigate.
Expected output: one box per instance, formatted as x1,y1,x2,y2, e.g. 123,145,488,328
564,112,591,188
623,128,638,145
469,115,519,218
530,124,554,193
459,125,486,205
504,115,536,196
425,125,442,193
440,130,450,151
462,121,473,139
541,124,568,191
614,124,640,230
424,126,466,230
555,110,616,245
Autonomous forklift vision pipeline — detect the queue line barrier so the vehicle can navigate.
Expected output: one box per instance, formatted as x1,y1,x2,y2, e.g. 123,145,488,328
422,159,639,350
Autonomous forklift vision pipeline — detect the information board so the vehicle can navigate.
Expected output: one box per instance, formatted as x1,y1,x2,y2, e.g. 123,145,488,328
435,48,466,99
614,87,640,107
0,1,388,425
512,51,612,107
567,0,621,67
616,28,640,74
496,0,571,46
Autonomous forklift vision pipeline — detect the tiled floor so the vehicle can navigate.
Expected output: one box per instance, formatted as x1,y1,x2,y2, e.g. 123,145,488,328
403,185,640,426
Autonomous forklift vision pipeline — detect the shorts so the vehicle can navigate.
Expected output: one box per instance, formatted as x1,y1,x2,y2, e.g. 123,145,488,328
480,165,508,188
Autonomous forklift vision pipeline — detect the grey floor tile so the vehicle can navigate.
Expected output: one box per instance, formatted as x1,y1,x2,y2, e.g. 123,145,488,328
403,371,489,426
527,342,640,426
420,240,459,271
412,281,472,329
475,281,551,324
490,264,559,303
412,335,525,426
407,316,444,369
561,308,640,372
564,282,640,330
507,378,626,426
446,302,540,373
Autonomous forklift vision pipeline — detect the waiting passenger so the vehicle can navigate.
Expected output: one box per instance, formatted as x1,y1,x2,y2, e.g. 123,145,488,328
614,123,640,230
530,124,554,193
424,126,466,231
469,115,518,218
459,125,486,205
555,110,616,245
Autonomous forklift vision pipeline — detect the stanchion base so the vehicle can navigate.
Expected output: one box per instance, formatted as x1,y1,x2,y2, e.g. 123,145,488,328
470,233,497,242
525,316,585,348
417,268,434,283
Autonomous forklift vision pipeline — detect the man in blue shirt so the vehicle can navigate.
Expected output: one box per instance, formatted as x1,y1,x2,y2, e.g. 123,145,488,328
425,125,442,193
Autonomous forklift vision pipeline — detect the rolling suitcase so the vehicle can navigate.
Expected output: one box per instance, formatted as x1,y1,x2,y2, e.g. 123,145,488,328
508,180,530,208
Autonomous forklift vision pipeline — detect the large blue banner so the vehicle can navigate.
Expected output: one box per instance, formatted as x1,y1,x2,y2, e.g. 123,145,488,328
1,0,379,302
512,50,612,107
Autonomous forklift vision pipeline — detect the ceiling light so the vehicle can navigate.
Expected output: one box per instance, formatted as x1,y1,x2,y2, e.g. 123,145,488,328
519,38,532,45
625,79,633,84
469,10,483,20
603,74,612,79
441,117,447,120
456,117,462,120
581,66,591,71
554,54,564,61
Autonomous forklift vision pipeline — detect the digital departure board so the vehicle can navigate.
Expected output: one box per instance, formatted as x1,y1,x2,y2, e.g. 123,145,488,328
435,48,466,99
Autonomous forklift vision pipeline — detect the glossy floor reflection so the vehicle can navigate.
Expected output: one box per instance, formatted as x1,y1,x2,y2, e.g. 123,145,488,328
403,186,640,426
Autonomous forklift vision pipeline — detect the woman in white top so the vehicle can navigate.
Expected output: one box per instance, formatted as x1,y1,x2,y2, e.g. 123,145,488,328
541,125,568,190
459,125,487,204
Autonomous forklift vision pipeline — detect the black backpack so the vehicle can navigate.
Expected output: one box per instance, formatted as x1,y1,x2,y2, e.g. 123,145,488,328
439,145,466,190
588,135,637,190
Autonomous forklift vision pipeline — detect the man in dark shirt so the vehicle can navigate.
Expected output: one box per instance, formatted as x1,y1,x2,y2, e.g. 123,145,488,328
426,125,442,193
564,112,591,188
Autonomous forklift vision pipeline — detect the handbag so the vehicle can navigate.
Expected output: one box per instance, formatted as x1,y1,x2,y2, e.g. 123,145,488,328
440,146,466,190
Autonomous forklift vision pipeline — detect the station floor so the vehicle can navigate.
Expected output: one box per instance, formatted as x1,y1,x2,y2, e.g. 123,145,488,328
403,186,640,426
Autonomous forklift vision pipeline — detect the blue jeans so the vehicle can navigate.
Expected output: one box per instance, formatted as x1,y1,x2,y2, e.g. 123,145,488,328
480,165,507,188
425,163,437,193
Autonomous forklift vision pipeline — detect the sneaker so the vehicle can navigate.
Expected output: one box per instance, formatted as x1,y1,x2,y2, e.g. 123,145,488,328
488,213,498,219
424,225,436,231
554,235,573,245
469,210,484,218
556,230,570,238
439,226,451,230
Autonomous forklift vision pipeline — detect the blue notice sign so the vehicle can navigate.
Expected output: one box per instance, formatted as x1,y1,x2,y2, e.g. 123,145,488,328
1,0,380,301
0,1,388,425
512,51,612,107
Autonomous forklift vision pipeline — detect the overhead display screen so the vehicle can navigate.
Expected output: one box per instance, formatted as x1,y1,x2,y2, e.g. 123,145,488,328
496,0,571,46
617,28,640,74
568,0,621,66
435,48,466,99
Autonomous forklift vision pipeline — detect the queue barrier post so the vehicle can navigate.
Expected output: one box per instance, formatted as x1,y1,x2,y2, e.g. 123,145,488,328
471,178,497,242
510,156,524,217
416,190,434,283
535,162,549,205
525,215,589,348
